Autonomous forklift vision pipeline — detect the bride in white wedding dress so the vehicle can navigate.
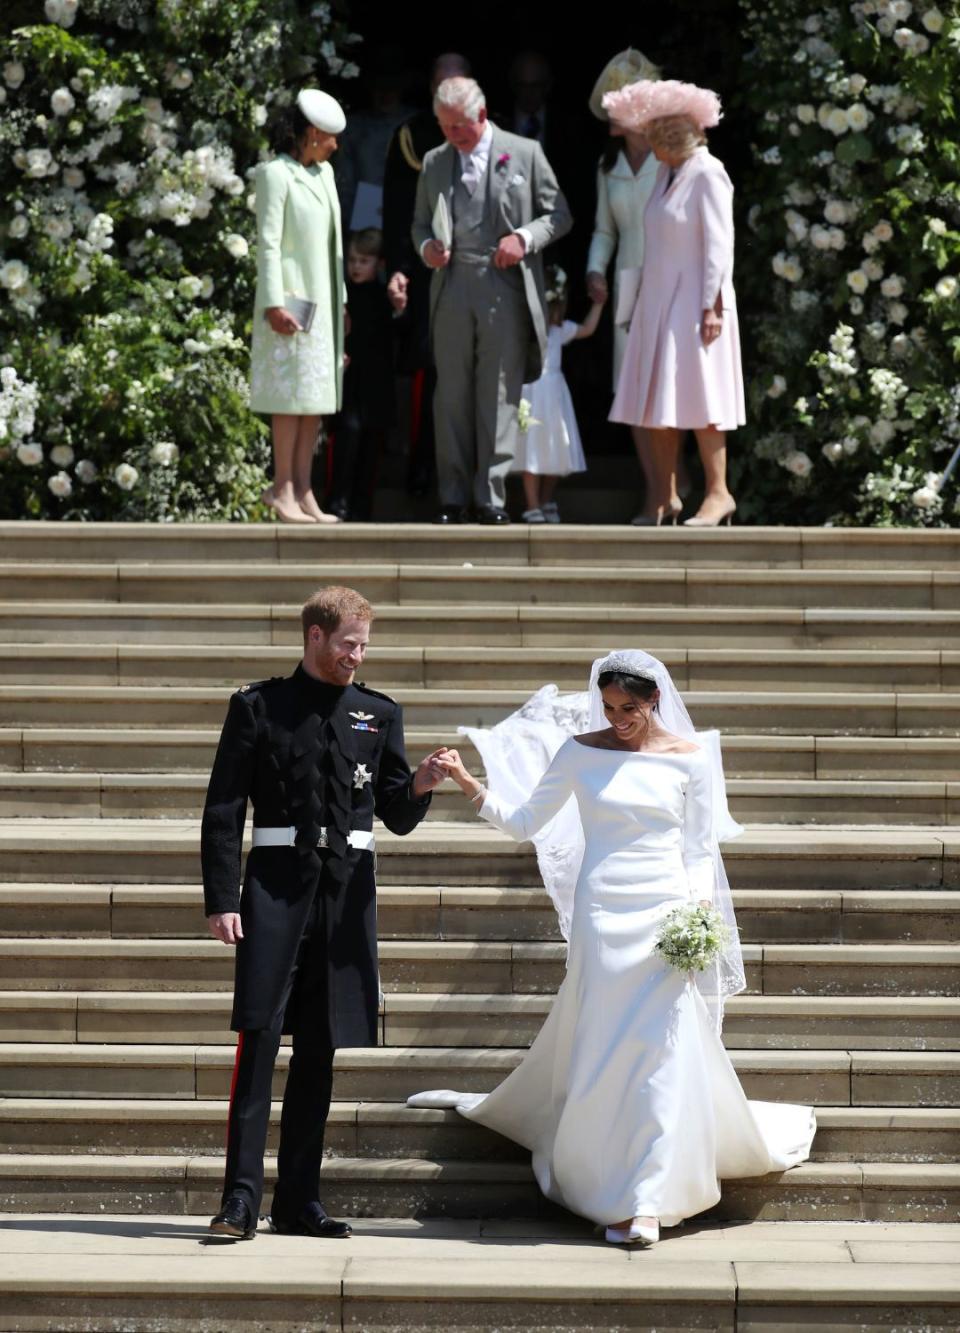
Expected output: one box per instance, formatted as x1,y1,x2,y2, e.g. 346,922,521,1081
409,651,816,1246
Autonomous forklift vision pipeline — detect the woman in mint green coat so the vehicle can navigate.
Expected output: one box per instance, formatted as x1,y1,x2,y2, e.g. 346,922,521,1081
250,90,347,524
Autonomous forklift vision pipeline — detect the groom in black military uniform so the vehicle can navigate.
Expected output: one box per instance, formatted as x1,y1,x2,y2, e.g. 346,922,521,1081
202,585,446,1241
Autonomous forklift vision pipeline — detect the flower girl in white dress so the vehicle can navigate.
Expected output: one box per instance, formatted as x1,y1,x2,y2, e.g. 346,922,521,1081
515,267,604,525
411,651,816,1246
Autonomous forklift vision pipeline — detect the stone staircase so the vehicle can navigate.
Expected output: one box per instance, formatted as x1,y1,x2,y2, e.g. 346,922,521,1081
0,520,958,1330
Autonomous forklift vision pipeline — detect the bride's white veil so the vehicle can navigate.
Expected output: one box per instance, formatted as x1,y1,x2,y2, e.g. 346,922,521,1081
460,649,746,1029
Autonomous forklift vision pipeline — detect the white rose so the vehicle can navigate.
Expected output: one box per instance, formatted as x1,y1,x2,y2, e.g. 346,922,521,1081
850,296,864,315
881,274,905,297
767,375,787,399
50,87,76,117
877,15,896,34
785,209,808,240
928,218,947,235
114,462,139,490
199,275,214,299
8,215,29,239
869,419,896,446
784,450,813,477
824,200,848,225
871,220,894,242
822,442,844,463
862,231,881,253
910,32,930,52
796,103,816,124
888,301,909,324
62,166,85,189
862,258,884,281
912,485,938,509
141,97,165,122
223,232,249,259
150,441,179,466
826,107,849,135
50,444,75,467
846,104,871,131
843,436,860,455
25,148,54,178
0,259,29,291
178,275,203,299
252,104,268,127
848,74,868,95
3,62,25,90
75,458,97,484
828,227,846,250
847,269,869,294
890,332,911,356
893,26,916,47
16,442,43,467
922,8,944,31
48,470,73,498
810,225,833,251
935,276,958,299
890,0,914,18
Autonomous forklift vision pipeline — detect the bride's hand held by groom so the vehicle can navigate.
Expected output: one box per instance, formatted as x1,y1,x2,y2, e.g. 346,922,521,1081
435,747,483,801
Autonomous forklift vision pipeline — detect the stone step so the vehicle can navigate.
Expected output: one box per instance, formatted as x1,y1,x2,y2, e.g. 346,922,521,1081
1,1220,958,1333
4,769,960,826
1,683,957,734
0,642,956,694
1,819,957,889
1,1043,956,1107
1,1098,955,1163
3,990,956,1052
0,939,955,997
3,559,959,610
5,599,960,650
3,884,955,944
0,1152,957,1222
5,518,960,568
6,727,960,782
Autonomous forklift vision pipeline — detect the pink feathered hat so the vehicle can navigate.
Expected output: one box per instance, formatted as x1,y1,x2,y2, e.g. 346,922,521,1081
602,78,722,132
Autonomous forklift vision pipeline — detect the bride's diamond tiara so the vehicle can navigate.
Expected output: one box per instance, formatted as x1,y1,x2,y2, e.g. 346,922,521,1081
598,654,659,684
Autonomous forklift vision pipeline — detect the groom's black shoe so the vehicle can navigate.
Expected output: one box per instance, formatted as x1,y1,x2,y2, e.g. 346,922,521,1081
209,1196,256,1241
476,504,511,525
434,504,468,525
269,1201,352,1239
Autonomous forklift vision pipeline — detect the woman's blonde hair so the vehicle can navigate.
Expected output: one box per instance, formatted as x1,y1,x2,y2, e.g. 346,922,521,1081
645,114,705,158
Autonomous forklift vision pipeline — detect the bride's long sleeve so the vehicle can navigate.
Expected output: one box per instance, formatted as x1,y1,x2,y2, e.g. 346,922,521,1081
683,750,716,902
478,739,575,842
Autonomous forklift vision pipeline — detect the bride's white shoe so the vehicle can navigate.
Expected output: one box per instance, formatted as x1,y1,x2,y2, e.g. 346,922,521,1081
604,1218,659,1247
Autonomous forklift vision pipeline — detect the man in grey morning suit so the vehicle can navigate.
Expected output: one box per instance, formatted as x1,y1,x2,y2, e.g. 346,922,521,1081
412,76,572,525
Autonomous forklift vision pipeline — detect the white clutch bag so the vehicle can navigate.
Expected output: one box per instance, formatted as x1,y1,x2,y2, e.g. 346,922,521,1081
615,266,642,327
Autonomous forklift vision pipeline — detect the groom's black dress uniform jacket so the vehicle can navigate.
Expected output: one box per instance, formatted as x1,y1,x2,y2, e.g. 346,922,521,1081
201,665,430,1045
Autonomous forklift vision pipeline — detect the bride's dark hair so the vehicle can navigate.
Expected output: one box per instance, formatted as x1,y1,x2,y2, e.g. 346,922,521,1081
597,670,659,709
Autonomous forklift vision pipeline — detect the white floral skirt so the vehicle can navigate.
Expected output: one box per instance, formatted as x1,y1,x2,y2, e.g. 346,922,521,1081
249,310,338,415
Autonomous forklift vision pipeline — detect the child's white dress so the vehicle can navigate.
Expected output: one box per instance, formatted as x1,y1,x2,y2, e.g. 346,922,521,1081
514,322,587,477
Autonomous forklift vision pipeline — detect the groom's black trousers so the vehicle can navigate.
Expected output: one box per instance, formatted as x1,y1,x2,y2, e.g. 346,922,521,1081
221,894,336,1222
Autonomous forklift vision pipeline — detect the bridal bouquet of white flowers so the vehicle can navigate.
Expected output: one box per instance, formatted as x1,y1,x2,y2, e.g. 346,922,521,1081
654,902,733,973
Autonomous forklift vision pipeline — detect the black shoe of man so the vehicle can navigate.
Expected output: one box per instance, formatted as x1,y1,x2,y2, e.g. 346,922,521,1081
209,1197,256,1241
475,504,511,525
434,504,468,525
269,1201,352,1239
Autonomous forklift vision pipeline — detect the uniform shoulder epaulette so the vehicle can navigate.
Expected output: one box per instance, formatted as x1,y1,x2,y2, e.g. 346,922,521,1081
238,675,285,695
354,681,397,707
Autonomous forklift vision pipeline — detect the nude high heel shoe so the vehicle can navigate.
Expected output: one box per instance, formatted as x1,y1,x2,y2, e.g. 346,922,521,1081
682,497,737,528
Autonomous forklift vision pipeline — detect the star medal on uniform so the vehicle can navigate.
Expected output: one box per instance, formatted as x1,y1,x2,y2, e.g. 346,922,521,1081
349,710,378,733
353,763,372,790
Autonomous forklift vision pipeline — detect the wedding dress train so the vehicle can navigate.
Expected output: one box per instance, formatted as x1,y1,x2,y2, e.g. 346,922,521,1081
409,736,815,1228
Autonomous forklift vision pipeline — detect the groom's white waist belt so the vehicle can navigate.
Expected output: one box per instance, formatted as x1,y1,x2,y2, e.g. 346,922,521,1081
252,826,375,852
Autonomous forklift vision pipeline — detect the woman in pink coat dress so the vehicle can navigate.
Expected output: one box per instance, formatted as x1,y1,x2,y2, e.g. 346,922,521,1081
605,81,743,527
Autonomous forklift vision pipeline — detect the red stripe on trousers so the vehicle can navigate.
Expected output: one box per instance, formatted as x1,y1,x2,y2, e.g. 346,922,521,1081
225,1030,245,1153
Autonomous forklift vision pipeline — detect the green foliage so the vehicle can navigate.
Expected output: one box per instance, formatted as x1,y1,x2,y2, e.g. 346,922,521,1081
0,0,359,519
734,0,960,526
